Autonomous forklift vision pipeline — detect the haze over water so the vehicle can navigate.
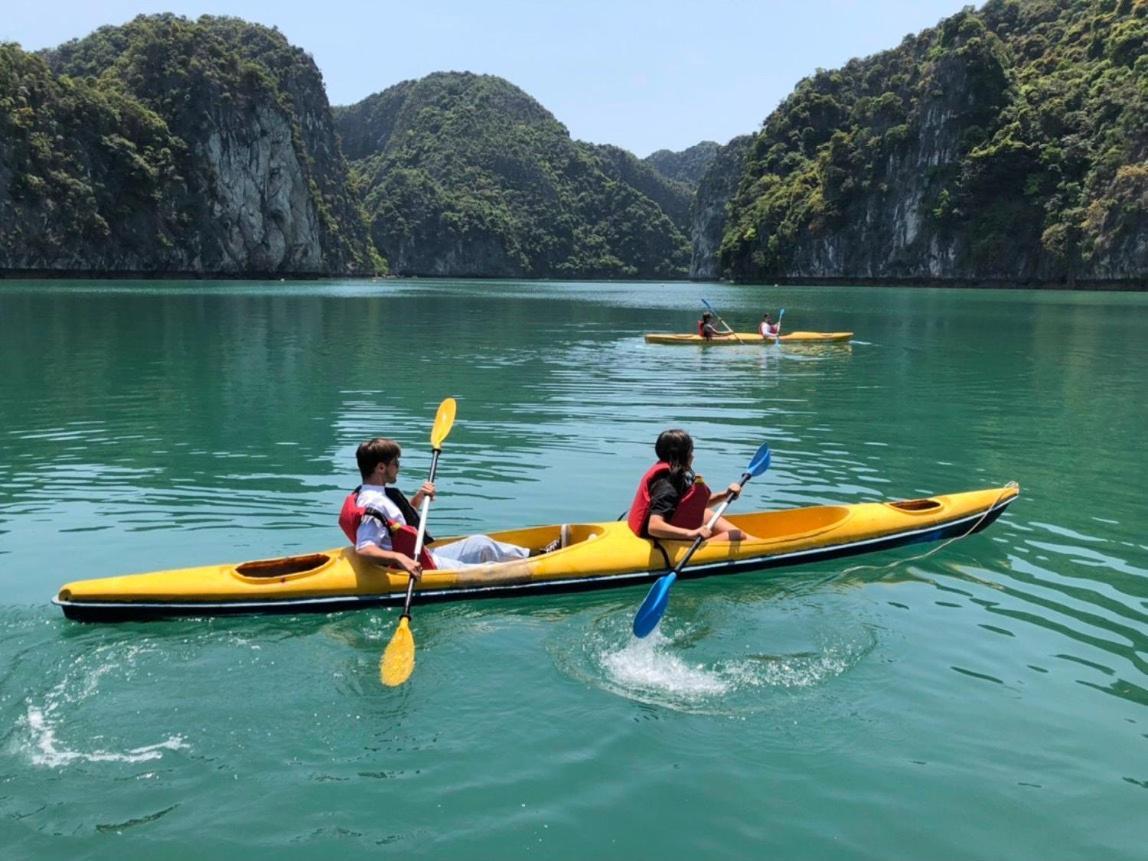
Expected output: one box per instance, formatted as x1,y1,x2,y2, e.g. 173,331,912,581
1,279,1145,859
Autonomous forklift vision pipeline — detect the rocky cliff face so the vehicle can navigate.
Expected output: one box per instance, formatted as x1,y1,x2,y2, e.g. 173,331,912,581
720,1,1148,286
1,15,375,276
689,136,751,280
780,25,1031,281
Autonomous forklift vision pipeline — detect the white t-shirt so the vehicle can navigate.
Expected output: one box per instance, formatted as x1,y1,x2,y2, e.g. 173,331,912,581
354,484,405,552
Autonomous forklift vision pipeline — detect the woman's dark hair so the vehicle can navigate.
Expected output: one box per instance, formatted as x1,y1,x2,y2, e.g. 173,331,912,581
356,437,401,480
655,429,694,484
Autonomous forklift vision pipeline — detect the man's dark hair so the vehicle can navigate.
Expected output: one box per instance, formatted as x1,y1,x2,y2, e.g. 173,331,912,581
356,438,401,480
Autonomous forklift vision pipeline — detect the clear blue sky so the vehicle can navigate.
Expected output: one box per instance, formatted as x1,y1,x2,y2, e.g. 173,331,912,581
3,1,982,157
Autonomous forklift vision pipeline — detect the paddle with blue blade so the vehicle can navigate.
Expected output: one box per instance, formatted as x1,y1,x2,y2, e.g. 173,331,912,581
380,397,457,687
632,442,772,638
701,298,745,345
773,308,785,346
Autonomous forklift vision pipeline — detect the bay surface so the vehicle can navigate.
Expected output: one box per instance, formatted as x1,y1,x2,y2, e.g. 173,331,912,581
1,279,1145,859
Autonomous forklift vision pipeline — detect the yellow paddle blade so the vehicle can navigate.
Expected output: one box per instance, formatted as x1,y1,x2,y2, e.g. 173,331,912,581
380,616,415,686
430,397,456,449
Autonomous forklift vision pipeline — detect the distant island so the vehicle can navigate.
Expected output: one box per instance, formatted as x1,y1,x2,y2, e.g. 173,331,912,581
1,0,1144,287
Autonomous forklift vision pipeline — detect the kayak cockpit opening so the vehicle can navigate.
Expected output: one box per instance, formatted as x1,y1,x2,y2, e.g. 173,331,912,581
235,553,331,578
887,498,943,513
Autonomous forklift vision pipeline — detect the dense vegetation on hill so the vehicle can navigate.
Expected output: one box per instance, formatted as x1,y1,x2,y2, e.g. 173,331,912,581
2,15,376,274
335,73,690,278
2,2,1144,284
718,0,1148,284
644,141,720,188
0,42,183,269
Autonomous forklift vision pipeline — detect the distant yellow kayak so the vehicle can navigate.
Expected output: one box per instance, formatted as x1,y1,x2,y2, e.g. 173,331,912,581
645,331,853,345
54,485,1017,622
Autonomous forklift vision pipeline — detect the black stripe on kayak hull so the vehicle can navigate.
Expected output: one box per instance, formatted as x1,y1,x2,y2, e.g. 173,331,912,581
54,496,1014,622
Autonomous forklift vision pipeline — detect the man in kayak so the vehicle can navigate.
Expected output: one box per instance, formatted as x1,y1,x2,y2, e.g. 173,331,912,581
344,438,560,578
628,429,759,543
759,314,781,341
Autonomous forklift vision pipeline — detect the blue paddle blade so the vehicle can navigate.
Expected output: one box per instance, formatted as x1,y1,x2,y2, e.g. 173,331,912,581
633,571,677,638
746,444,772,477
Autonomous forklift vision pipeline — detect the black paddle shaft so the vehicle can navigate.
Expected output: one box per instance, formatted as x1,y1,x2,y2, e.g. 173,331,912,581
398,447,442,617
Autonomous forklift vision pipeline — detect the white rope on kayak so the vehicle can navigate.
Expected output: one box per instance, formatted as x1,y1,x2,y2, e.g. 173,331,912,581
835,480,1020,588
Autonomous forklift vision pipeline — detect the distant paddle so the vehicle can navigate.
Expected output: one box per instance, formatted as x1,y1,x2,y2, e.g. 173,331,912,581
701,298,746,345
632,443,771,638
380,397,457,687
773,307,785,346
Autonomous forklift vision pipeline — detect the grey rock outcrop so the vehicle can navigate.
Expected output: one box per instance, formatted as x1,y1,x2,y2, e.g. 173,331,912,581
719,3,1148,286
1,16,375,276
689,136,751,280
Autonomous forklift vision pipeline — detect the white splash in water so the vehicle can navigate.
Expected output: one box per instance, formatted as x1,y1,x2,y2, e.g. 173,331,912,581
720,648,858,690
18,642,189,768
600,630,731,700
22,705,187,768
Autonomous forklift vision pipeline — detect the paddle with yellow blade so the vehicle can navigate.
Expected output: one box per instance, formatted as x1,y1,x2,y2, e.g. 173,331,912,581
380,397,457,686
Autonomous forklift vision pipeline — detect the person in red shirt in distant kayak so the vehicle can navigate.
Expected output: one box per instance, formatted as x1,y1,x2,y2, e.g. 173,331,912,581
628,429,760,543
698,311,732,341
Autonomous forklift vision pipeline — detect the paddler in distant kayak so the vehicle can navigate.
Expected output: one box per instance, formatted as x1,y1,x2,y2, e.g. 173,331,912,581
698,311,734,341
340,438,555,578
759,313,781,341
628,429,760,543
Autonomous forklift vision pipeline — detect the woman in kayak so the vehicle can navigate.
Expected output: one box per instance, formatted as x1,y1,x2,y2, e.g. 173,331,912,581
759,313,781,340
628,429,756,543
698,311,731,341
344,438,559,578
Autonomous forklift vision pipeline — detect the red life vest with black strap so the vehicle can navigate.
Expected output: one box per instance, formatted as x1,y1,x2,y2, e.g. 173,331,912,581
339,486,437,570
627,462,712,538
697,319,706,337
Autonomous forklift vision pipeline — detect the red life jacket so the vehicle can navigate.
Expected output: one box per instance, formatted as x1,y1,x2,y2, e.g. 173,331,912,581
697,319,706,337
339,487,437,570
627,462,712,538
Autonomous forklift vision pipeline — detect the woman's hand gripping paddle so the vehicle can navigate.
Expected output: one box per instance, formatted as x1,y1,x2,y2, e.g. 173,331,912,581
632,443,771,638
380,397,457,686
701,298,746,345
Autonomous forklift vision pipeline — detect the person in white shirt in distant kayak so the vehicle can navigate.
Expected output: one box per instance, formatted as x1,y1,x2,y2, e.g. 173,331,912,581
340,438,561,579
759,313,781,341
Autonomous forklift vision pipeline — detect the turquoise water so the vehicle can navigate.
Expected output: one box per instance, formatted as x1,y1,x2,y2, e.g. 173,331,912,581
1,279,1146,859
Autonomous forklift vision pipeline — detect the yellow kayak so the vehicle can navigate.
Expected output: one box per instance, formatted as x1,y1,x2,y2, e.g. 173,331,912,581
54,485,1018,621
645,331,853,345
